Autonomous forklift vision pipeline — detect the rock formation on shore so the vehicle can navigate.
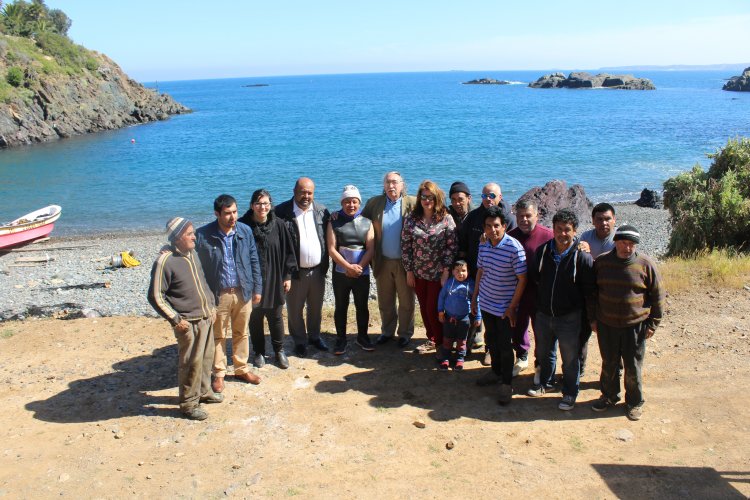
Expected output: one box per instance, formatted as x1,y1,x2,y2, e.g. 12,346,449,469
529,72,655,90
723,67,750,92
0,38,189,149
515,180,592,227
463,78,511,85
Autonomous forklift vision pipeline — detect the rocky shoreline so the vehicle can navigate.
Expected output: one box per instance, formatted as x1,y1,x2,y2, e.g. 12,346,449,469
0,203,670,322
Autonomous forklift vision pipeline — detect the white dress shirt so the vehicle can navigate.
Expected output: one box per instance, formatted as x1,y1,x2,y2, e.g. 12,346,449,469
293,202,322,268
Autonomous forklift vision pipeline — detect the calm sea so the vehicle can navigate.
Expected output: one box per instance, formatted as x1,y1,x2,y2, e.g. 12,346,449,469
0,70,748,234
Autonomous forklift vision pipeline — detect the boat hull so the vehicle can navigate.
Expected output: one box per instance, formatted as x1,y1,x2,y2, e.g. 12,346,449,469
0,222,56,249
0,205,61,249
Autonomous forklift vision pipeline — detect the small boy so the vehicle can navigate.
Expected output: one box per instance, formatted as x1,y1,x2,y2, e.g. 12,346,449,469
438,260,481,370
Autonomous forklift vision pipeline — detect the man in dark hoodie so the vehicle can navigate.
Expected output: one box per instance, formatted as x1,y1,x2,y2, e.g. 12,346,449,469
526,209,595,411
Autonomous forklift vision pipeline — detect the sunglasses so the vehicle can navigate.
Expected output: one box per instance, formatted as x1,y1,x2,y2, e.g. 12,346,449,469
420,194,436,201
481,193,498,200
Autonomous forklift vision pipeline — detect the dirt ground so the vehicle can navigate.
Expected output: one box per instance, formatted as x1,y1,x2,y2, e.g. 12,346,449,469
1,287,749,499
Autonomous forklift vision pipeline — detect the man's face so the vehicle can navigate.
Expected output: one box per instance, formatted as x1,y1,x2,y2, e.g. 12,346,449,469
383,173,403,201
216,203,238,232
553,221,577,251
593,210,616,239
516,207,538,234
294,179,315,210
341,197,360,216
175,224,196,252
481,186,501,209
615,239,636,259
450,192,471,217
484,216,506,243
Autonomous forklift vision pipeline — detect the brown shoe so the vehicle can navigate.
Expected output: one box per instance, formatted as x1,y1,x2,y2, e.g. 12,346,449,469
234,372,261,385
211,376,225,393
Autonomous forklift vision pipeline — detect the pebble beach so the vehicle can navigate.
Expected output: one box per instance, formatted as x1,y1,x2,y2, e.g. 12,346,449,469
0,203,670,321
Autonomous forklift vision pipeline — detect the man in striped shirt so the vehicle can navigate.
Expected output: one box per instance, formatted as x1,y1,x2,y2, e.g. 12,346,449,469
591,225,665,421
472,205,527,405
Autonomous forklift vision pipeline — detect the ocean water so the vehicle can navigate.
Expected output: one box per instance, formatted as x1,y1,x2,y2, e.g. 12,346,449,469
0,70,748,234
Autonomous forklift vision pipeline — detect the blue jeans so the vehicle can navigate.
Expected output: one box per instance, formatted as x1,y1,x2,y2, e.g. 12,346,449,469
535,310,582,398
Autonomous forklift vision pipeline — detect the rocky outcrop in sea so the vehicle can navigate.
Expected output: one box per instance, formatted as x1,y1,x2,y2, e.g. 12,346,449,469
723,67,750,92
529,72,655,90
463,78,511,85
0,53,190,148
515,180,592,227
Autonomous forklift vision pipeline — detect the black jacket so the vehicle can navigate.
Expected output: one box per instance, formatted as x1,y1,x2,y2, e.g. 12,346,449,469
458,199,516,276
530,239,596,320
274,198,330,277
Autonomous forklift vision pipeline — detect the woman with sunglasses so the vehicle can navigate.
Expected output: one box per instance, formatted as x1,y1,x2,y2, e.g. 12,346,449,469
401,180,458,354
239,189,298,369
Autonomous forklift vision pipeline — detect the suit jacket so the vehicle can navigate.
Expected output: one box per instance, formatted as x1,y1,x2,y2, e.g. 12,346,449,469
361,193,416,278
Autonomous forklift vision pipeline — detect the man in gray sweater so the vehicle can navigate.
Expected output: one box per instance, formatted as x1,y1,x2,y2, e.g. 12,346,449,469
148,217,221,421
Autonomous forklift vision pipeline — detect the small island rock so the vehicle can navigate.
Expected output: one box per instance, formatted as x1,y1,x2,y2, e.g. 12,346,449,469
529,72,655,90
722,67,750,92
463,78,511,85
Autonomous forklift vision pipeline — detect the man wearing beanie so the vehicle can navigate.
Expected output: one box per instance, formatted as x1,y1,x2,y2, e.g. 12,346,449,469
591,224,665,421
148,218,221,421
448,181,473,231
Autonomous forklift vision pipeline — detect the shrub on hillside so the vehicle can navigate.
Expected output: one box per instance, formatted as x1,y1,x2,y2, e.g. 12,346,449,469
6,65,24,86
34,31,92,74
663,137,750,254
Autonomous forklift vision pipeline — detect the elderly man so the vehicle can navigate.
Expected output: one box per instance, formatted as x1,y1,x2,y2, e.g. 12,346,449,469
591,225,665,421
196,195,262,394
448,181,473,231
361,171,417,348
508,199,553,379
275,177,331,357
460,182,516,360
148,217,221,420
578,202,618,374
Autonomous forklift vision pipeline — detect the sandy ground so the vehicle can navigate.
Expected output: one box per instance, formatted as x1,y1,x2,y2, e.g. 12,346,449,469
1,286,749,499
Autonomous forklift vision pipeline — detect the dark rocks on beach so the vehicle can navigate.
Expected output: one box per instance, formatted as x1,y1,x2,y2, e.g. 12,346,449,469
463,78,511,85
635,188,663,209
723,67,750,92
529,72,655,90
515,180,592,227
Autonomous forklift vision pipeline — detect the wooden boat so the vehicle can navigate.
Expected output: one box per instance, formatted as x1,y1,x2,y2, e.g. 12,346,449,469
0,205,62,249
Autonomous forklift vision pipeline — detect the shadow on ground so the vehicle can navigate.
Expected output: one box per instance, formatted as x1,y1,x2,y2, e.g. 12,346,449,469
26,344,182,422
592,464,749,499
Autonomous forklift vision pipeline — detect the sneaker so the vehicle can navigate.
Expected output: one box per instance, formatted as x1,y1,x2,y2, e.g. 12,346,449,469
512,357,529,377
183,406,208,421
375,335,392,345
356,336,375,352
333,338,347,355
481,351,492,366
454,359,464,371
558,395,576,411
476,371,500,386
527,384,556,397
533,365,541,385
416,340,436,353
397,337,411,348
439,360,450,371
626,404,644,421
498,384,512,405
592,396,615,412
253,353,265,368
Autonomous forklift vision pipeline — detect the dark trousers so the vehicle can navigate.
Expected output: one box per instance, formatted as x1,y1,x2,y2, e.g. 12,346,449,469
249,304,285,355
483,311,514,385
579,307,593,371
597,321,647,407
332,271,370,340
414,277,443,345
441,315,470,361
535,310,581,398
510,296,532,359
286,266,325,346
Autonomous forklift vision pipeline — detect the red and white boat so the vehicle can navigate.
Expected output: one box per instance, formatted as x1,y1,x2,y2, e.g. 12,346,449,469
0,205,62,249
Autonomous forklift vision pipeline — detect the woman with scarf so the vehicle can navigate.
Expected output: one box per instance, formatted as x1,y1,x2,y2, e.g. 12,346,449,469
327,185,376,355
238,189,298,369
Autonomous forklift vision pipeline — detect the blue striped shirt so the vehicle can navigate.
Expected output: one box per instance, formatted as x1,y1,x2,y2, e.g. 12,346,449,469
476,233,527,317
218,228,240,290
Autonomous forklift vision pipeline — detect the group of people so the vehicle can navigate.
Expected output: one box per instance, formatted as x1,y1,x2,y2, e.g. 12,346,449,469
148,172,664,422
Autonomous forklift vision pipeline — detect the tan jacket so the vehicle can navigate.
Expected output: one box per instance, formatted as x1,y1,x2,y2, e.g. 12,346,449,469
361,193,416,278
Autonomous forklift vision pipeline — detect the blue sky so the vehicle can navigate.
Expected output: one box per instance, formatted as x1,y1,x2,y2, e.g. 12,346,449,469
48,0,750,82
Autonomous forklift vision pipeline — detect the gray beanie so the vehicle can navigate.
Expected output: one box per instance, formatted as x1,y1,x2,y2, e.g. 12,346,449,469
166,217,192,243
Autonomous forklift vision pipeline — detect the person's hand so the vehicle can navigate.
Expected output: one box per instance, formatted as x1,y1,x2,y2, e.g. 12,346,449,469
578,240,591,253
347,264,363,277
174,319,190,334
438,311,445,323
479,233,487,244
330,211,339,221
252,293,262,305
503,307,518,328
645,327,655,339
590,320,598,334
406,271,415,288
283,280,291,293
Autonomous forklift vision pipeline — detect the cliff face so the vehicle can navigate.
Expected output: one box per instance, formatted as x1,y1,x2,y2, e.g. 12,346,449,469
723,67,750,92
0,39,190,148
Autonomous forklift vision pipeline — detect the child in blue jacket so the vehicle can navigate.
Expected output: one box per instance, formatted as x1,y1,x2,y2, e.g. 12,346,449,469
438,260,481,370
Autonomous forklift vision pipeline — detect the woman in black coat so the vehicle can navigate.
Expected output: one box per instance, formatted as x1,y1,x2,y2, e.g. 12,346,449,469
239,189,298,369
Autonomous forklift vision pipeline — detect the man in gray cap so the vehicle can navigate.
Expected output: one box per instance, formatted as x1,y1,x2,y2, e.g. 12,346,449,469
148,217,222,421
591,224,665,421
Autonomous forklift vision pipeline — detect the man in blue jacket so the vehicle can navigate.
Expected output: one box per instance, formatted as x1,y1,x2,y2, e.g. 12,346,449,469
196,194,263,393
